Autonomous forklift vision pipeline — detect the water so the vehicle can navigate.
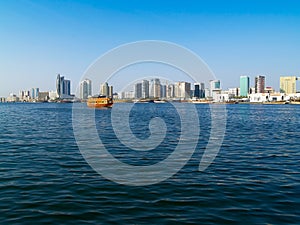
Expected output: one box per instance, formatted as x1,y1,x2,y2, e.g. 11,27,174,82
0,103,299,224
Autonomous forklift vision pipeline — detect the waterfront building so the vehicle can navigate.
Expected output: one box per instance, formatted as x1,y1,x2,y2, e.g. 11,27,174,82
80,79,92,100
142,80,149,99
63,80,71,96
109,86,113,98
167,84,175,99
209,80,221,101
249,93,286,103
194,83,205,98
19,90,30,101
38,92,50,102
280,76,298,94
228,88,239,97
56,74,71,99
174,81,191,99
56,74,63,98
215,93,230,102
122,91,134,99
0,97,6,103
100,82,109,97
135,82,142,99
265,87,275,94
204,88,210,98
161,85,166,98
7,93,19,102
49,91,57,100
239,76,250,97
31,88,39,100
153,78,161,98
255,75,265,93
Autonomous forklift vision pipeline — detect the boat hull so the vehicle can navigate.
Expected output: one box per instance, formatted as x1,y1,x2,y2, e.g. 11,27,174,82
87,97,113,108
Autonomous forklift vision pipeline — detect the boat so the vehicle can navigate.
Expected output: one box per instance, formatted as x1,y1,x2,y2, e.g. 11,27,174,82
87,96,113,108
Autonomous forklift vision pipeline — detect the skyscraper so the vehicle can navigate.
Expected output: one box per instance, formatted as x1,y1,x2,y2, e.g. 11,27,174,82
280,76,298,94
142,80,149,98
175,81,191,99
153,78,161,98
167,84,175,98
240,76,250,97
135,82,142,99
80,79,92,100
255,75,265,93
194,83,205,98
56,74,63,98
100,82,109,97
31,88,39,99
109,86,113,98
161,84,166,98
56,74,71,98
63,80,71,96
194,83,200,98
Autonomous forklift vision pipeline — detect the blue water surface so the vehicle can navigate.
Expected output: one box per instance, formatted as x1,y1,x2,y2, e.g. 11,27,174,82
0,103,299,224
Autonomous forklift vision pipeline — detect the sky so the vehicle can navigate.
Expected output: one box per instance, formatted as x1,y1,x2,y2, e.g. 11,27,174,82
1,0,300,96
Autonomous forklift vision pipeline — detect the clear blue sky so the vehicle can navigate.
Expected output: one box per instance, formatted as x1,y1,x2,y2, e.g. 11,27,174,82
1,0,300,96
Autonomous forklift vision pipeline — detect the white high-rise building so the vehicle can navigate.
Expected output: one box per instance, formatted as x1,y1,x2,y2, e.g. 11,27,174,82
167,84,175,99
100,82,109,97
209,80,221,101
80,79,92,100
175,81,191,99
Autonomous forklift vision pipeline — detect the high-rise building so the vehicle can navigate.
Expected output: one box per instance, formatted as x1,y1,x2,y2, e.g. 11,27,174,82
280,76,298,94
30,88,39,99
194,83,205,98
209,80,221,100
80,79,92,100
153,78,161,98
194,83,200,98
56,74,71,98
100,82,109,97
109,86,113,98
56,74,63,98
63,80,71,96
142,80,149,98
240,76,250,97
161,85,166,98
175,81,191,99
167,84,175,98
135,82,142,99
255,75,265,93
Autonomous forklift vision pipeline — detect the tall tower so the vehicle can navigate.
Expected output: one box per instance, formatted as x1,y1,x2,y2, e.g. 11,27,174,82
255,75,265,93
56,74,62,98
194,83,205,98
153,78,161,98
135,83,142,99
100,82,109,97
194,83,200,98
80,79,92,100
142,80,149,99
240,76,250,97
63,79,71,96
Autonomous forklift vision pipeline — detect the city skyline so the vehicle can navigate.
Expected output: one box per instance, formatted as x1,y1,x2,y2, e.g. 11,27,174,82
1,1,300,97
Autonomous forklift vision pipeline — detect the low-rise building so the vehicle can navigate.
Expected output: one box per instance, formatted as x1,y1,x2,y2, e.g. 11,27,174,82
249,93,286,102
